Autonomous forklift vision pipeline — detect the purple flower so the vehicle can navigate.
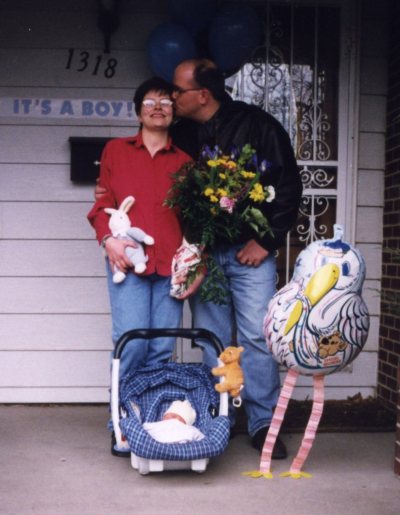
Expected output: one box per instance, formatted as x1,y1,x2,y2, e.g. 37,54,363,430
201,145,220,160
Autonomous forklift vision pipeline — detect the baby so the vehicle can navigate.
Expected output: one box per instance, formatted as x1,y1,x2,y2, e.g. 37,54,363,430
143,400,205,444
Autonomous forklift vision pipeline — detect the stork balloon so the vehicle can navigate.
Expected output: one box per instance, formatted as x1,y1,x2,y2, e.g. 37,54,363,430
245,225,369,479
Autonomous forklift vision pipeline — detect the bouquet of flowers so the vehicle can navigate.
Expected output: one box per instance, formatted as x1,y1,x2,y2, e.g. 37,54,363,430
166,144,275,303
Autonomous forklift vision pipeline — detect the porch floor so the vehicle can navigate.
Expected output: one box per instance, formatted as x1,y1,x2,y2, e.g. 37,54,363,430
1,405,399,515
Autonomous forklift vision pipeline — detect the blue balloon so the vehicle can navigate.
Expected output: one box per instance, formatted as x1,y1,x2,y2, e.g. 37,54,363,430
208,3,264,75
147,23,197,81
170,0,217,35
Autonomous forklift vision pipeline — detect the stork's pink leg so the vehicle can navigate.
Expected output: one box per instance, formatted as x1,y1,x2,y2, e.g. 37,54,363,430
259,369,299,473
288,374,325,475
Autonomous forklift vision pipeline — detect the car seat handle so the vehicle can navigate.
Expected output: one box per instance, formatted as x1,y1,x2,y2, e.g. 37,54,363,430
113,328,225,359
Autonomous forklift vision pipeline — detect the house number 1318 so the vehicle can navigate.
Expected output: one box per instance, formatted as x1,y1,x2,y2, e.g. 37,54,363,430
65,49,118,79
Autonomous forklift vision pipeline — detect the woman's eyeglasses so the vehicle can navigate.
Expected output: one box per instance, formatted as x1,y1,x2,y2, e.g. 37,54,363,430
142,98,173,109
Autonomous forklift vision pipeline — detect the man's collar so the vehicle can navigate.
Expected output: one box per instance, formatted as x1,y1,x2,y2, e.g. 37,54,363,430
203,93,232,126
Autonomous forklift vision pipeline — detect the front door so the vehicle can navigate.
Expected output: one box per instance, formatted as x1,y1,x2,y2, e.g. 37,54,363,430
228,0,357,285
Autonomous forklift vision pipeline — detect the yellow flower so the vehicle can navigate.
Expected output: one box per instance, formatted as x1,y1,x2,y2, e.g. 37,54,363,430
210,195,219,203
249,183,266,202
209,158,227,166
241,170,256,179
204,187,214,197
219,173,226,179
225,160,237,169
217,188,228,197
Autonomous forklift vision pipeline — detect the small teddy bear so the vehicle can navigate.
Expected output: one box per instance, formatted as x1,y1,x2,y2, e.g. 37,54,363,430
212,346,244,398
105,196,154,283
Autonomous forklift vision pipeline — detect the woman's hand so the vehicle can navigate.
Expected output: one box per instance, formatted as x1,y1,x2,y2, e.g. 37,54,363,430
104,237,138,272
170,240,205,299
172,268,206,300
236,239,269,267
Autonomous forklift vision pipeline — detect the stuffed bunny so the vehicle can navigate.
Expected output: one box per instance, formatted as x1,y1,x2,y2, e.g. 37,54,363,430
105,196,154,283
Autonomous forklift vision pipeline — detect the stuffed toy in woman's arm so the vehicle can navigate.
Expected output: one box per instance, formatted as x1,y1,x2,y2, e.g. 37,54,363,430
105,196,154,283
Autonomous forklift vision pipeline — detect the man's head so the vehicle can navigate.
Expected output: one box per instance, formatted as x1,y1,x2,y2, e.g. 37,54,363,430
172,59,224,122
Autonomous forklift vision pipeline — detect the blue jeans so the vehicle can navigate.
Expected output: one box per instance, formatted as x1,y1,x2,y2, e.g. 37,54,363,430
190,244,280,436
106,261,183,380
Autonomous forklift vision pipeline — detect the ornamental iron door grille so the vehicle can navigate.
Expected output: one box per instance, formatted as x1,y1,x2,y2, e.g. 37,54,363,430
227,1,351,286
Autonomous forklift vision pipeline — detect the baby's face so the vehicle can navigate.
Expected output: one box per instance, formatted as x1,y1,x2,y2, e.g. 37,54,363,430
162,412,187,424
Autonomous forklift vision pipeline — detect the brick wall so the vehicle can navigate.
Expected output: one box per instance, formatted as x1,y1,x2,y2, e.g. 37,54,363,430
379,0,400,475
396,367,400,474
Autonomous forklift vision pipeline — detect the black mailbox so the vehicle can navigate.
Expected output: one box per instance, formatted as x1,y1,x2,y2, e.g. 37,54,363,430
69,137,112,183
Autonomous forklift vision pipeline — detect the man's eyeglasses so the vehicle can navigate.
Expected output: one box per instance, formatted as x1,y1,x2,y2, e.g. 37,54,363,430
173,87,203,96
142,98,173,109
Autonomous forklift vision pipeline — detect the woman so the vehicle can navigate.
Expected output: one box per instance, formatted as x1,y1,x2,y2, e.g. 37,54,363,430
88,77,191,382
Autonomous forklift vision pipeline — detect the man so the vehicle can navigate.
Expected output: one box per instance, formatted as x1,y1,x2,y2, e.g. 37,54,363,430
96,59,302,458
170,59,302,458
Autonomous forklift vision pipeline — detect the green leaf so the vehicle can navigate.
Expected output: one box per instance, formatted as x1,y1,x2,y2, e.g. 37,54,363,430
241,206,273,238
198,255,230,305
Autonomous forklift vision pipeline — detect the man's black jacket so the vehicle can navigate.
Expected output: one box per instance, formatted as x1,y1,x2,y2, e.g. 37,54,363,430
170,95,303,252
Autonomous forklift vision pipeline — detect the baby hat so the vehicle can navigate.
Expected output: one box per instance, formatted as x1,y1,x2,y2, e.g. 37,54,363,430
165,400,196,425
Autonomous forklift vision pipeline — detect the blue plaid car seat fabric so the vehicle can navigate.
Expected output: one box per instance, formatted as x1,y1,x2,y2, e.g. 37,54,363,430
119,362,230,461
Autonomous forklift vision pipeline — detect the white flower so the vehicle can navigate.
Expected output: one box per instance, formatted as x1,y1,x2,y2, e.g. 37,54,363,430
265,185,275,202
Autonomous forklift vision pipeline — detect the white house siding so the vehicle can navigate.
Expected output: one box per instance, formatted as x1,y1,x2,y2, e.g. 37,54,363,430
0,0,386,402
0,0,162,403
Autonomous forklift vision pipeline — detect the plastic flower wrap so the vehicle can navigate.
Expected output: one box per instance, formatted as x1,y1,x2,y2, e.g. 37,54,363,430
166,144,275,303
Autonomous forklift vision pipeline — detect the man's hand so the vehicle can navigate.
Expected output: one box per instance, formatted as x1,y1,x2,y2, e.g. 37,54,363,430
94,178,108,201
236,239,269,267
104,237,138,271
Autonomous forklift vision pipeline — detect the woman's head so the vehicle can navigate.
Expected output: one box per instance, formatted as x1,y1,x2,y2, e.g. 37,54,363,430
133,77,175,115
133,77,175,131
